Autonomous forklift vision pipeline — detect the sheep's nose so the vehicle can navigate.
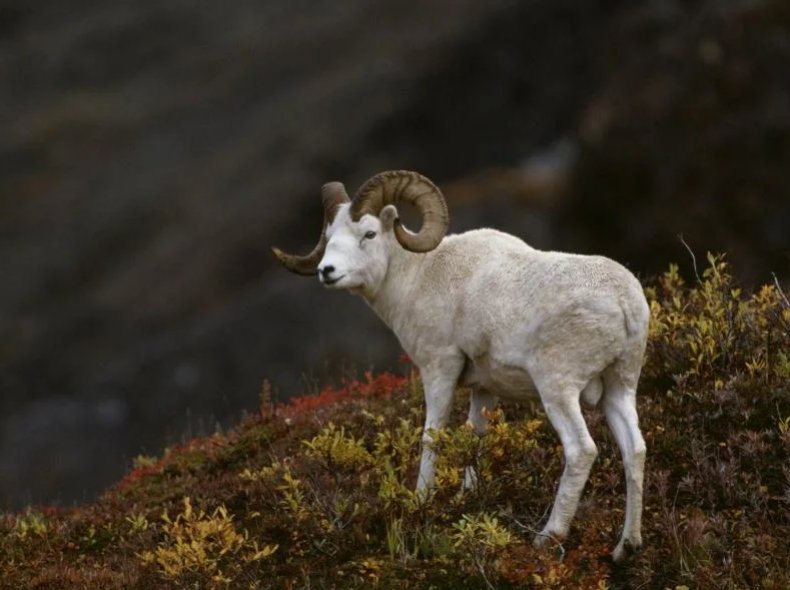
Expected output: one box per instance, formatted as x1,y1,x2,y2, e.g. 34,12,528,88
320,265,335,278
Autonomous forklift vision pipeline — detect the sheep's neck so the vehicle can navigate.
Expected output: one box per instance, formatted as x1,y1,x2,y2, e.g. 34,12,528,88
362,245,423,334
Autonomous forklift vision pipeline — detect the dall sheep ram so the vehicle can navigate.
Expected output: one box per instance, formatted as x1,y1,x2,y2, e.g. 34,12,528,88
272,170,649,562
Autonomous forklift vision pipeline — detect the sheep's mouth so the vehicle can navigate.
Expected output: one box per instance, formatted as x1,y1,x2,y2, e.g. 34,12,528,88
323,275,346,286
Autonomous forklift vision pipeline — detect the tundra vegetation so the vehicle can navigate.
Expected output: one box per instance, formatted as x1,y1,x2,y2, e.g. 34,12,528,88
0,255,788,589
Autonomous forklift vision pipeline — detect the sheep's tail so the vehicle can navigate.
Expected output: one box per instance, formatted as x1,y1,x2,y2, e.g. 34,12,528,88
619,284,650,341
620,298,638,338
609,286,650,390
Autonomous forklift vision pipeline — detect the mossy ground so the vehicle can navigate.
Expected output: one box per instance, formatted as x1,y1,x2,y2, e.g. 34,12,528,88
1,256,788,589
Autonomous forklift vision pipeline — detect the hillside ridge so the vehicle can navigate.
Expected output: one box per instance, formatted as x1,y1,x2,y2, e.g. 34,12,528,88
1,257,788,589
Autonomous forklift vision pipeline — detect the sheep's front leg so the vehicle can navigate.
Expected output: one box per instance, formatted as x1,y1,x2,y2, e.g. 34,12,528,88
416,356,464,492
463,388,498,490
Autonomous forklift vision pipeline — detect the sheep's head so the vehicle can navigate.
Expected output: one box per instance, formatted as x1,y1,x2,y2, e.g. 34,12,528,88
272,170,448,294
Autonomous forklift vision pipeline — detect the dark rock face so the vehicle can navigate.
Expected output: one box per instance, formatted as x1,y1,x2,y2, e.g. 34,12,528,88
563,0,790,278
0,0,788,507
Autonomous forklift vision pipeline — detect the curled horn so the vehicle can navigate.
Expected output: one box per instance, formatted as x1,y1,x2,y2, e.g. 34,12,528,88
349,170,448,253
271,182,350,275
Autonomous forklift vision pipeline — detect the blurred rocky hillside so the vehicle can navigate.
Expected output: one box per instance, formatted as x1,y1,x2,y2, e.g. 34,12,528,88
0,0,788,507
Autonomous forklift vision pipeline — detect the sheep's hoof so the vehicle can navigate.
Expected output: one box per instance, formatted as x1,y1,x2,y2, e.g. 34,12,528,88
533,530,563,550
612,538,641,563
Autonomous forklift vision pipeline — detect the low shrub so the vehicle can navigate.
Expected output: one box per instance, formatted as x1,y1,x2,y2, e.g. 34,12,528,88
0,257,787,589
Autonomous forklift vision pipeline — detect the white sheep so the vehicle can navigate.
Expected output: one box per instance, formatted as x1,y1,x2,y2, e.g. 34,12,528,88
272,170,649,562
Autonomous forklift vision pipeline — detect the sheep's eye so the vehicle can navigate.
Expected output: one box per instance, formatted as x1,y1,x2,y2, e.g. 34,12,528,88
364,231,377,240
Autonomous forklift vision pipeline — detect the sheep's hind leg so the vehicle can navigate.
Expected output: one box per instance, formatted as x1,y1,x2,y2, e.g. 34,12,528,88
534,386,598,547
462,388,498,490
603,369,646,562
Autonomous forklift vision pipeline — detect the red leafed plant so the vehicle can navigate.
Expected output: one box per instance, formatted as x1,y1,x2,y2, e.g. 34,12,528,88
279,371,408,420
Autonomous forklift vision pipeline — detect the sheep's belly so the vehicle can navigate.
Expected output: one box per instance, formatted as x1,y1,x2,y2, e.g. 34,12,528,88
460,358,540,400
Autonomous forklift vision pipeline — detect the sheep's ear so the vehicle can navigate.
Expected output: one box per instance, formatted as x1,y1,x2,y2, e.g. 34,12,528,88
379,204,399,232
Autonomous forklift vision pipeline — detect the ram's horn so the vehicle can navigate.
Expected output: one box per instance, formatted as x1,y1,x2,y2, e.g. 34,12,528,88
350,170,448,253
271,182,350,275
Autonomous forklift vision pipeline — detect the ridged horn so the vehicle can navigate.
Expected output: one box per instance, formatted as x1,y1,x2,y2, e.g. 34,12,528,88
349,170,448,253
271,181,350,275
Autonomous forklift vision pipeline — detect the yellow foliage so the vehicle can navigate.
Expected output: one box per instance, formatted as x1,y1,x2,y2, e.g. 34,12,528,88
277,470,309,521
451,513,512,549
239,460,284,483
13,511,48,541
125,513,149,535
646,254,790,386
303,422,373,471
450,513,513,589
138,497,277,587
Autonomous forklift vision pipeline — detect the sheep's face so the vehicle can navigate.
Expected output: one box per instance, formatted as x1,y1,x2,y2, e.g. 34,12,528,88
317,204,398,296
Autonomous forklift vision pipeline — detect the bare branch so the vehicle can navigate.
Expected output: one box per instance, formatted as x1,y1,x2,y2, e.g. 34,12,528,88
772,272,790,310
473,553,498,590
503,510,566,561
678,234,701,284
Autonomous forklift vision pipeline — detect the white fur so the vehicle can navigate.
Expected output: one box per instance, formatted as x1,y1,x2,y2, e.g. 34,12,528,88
317,204,649,561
